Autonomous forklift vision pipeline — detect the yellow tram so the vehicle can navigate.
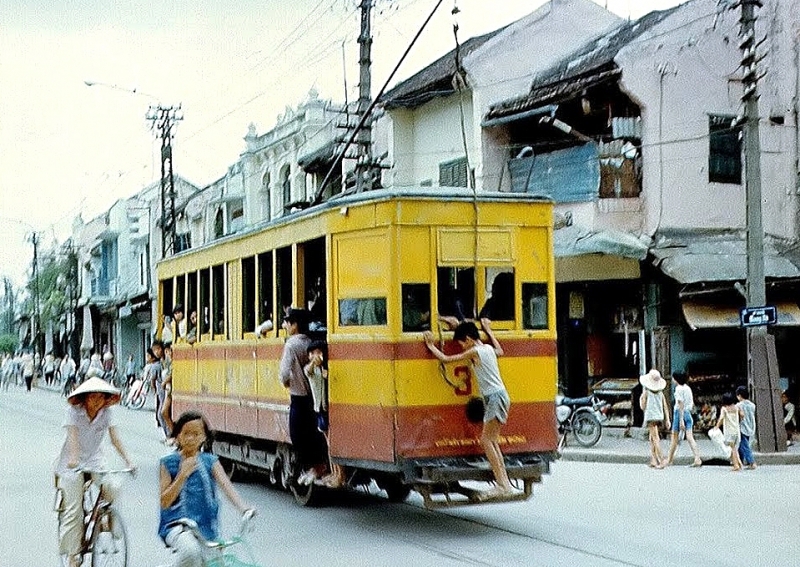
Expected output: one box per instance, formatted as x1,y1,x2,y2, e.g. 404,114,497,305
157,188,558,508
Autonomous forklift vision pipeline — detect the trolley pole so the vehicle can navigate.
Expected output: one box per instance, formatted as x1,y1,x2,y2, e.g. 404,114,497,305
738,0,786,452
146,104,183,258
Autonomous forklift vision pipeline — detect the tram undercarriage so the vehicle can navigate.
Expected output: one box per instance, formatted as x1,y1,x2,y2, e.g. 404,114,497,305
212,433,554,509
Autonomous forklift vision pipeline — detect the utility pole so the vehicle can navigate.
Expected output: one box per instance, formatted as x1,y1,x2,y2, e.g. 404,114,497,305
146,104,183,257
355,0,374,193
29,232,40,354
738,0,786,452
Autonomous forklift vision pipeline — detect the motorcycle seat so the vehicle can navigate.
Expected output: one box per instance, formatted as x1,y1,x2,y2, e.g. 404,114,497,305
560,396,592,407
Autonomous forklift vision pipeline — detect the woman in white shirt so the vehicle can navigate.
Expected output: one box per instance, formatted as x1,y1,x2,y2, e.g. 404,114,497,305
665,372,703,467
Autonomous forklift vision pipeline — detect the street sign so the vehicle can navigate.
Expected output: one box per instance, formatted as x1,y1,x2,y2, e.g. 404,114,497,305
740,305,777,327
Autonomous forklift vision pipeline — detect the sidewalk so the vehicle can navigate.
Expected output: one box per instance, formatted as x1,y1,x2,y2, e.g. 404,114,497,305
559,425,800,465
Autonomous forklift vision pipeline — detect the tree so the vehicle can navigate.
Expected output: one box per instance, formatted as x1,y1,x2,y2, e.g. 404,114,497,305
0,334,17,354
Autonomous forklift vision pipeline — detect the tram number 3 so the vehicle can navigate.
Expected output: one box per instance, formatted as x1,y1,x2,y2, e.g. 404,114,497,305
453,366,473,397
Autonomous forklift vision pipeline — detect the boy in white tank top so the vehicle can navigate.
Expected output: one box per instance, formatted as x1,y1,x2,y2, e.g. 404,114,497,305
423,319,516,500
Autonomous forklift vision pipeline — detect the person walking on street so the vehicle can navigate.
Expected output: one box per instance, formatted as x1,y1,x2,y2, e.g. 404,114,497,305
43,351,56,386
736,385,757,469
639,369,670,469
782,391,796,446
21,351,35,392
716,391,744,472
665,372,702,467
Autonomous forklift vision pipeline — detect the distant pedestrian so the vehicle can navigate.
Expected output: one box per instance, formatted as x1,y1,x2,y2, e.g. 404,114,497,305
43,351,56,386
665,372,702,467
124,354,136,387
639,369,670,469
736,386,757,469
782,391,796,446
716,392,744,472
21,351,35,391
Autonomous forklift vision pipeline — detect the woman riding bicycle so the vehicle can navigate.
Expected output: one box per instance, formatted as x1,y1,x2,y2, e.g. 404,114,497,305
158,411,256,567
53,377,137,567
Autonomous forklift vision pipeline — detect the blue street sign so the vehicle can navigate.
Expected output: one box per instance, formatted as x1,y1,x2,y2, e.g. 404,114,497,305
740,305,777,327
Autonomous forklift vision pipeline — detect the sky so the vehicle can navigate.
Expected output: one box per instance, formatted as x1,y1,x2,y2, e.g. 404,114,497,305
0,0,684,289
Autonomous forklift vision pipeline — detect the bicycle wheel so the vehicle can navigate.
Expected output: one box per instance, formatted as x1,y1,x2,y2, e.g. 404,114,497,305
129,388,147,410
572,410,602,447
90,507,128,567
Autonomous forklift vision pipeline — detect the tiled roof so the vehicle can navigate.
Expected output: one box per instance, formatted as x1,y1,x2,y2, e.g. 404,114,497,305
381,26,508,110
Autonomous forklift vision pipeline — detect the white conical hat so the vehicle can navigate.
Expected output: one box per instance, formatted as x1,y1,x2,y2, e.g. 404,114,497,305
67,377,121,406
639,369,666,392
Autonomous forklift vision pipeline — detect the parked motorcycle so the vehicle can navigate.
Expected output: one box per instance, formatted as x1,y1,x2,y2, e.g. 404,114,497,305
556,394,609,449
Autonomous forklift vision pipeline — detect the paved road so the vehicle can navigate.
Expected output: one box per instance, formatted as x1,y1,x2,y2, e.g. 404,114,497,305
1,385,798,567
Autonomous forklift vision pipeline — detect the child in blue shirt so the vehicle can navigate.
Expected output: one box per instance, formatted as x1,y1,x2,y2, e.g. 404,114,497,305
158,412,255,567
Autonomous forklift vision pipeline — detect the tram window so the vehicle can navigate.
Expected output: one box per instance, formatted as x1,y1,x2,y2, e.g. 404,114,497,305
339,298,387,326
402,284,430,332
276,246,292,315
303,237,327,331
175,275,186,309
522,283,548,330
161,278,174,321
200,268,210,334
258,251,274,333
211,264,226,337
437,267,475,327
187,271,198,325
479,268,515,321
242,256,256,336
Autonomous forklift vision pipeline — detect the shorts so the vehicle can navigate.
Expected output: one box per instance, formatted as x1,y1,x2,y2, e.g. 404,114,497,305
671,409,694,432
483,390,510,424
317,410,329,433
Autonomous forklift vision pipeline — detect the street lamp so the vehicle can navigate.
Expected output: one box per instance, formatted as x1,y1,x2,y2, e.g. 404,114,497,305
83,80,160,101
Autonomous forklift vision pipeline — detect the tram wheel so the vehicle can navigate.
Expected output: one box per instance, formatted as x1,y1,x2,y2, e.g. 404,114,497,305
377,475,412,503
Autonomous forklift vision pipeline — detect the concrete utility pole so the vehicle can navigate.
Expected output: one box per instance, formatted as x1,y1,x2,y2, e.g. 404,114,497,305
738,0,786,452
29,232,40,354
355,0,373,193
146,105,183,257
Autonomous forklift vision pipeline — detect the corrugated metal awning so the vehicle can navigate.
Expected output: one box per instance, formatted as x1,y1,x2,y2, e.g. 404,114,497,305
681,300,800,330
651,232,800,284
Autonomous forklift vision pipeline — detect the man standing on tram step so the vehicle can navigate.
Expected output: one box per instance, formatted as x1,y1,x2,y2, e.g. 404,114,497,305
423,319,518,501
279,308,327,485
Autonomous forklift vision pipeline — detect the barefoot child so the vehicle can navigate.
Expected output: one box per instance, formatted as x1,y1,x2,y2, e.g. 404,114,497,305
423,319,516,500
716,392,744,471
665,372,702,467
639,369,670,469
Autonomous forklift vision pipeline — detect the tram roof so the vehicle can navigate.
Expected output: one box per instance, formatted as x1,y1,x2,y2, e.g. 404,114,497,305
163,187,551,263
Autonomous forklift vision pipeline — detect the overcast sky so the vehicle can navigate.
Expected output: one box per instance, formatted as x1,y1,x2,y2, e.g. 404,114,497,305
0,0,684,288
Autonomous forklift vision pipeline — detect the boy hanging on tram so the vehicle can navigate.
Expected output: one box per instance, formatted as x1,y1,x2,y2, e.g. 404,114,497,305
423,319,519,501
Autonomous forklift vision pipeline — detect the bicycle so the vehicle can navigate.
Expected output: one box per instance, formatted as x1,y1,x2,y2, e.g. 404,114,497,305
122,377,151,410
54,468,134,567
160,509,261,567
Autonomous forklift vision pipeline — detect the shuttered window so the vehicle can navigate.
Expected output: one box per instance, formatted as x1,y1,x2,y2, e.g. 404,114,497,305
439,157,468,188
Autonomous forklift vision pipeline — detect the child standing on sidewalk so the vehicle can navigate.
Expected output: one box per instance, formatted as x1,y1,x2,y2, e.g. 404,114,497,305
736,386,757,469
639,369,670,469
716,392,744,471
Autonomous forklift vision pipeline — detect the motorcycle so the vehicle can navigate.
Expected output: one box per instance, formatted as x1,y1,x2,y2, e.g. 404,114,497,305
556,394,610,449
